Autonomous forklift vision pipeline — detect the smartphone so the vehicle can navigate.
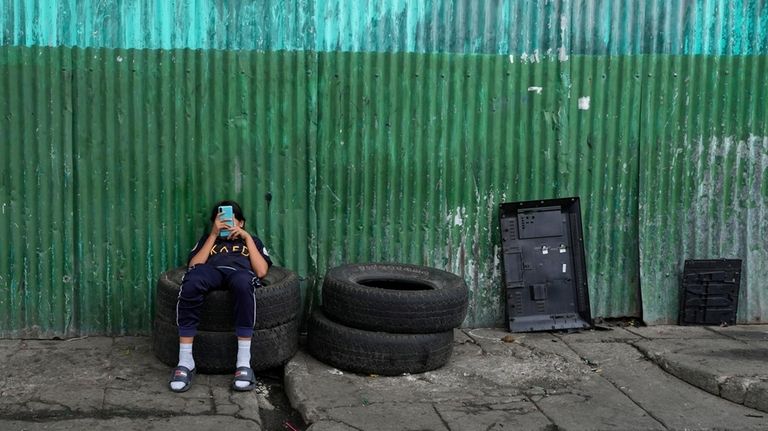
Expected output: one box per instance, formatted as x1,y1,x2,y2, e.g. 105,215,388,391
218,205,234,237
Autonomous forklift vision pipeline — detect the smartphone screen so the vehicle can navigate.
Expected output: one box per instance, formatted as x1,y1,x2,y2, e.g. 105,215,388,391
218,205,234,237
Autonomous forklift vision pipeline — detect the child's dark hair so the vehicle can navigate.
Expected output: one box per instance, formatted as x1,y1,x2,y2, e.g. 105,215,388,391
210,200,245,226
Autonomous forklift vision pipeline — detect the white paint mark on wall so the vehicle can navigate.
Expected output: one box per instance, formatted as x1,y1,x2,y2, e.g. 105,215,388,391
325,185,341,202
520,51,541,64
527,86,543,94
578,97,591,110
234,160,242,194
453,208,464,226
559,15,570,62
448,207,466,227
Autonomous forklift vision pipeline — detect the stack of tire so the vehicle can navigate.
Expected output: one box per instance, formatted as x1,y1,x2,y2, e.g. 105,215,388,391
153,266,301,373
308,263,469,376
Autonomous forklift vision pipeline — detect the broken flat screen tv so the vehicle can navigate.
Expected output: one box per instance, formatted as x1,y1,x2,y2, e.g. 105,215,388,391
499,197,592,332
679,259,741,326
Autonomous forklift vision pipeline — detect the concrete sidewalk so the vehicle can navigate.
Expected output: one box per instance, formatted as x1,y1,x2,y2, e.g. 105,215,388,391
0,336,299,430
285,325,768,430
0,325,766,430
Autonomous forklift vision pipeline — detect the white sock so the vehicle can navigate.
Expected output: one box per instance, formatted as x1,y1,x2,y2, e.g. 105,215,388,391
235,339,252,389
236,339,251,368
178,343,195,370
171,343,195,391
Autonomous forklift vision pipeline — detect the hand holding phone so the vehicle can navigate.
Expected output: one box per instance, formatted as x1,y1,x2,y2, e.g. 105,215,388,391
218,205,234,238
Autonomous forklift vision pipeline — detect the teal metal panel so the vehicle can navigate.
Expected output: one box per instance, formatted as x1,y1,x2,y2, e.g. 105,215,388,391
314,0,569,54
571,0,768,55
0,0,317,51
3,1,767,54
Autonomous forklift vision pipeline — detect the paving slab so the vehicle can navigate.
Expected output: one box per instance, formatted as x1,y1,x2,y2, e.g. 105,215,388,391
567,341,767,430
103,387,213,416
513,332,584,362
0,415,261,430
461,328,591,389
554,327,642,343
635,337,768,413
0,339,21,365
19,337,115,350
321,402,449,431
306,420,360,431
4,345,113,388
627,325,726,339
434,396,551,430
532,374,666,431
709,325,768,342
1,347,113,418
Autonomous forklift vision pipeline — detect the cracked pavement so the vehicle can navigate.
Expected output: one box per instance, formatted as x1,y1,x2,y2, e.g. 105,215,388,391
285,325,768,431
0,337,271,430
0,325,766,430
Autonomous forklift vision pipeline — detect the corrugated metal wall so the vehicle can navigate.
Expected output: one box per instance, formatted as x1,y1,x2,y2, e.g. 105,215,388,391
1,1,767,335
67,47,316,334
639,55,768,323
0,46,75,336
1,46,316,336
312,50,583,325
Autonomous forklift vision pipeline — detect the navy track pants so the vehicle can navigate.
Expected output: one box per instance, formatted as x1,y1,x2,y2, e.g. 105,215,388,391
176,264,259,338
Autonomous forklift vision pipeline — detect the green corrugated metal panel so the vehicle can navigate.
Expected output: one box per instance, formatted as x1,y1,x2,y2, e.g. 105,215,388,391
3,1,767,54
70,47,315,334
0,46,75,337
312,51,640,326
639,55,768,324
1,46,315,335
568,55,643,319
3,45,648,334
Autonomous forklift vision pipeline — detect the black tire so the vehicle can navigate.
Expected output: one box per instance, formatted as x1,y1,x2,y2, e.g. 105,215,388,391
153,318,299,374
155,266,301,331
321,263,468,333
307,310,453,376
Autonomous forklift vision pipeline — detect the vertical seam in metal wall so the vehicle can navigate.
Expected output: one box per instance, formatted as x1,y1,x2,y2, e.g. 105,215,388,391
635,55,646,321
69,48,80,334
306,46,320,317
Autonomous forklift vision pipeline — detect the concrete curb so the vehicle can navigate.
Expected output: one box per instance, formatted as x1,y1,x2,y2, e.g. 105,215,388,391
634,338,768,413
